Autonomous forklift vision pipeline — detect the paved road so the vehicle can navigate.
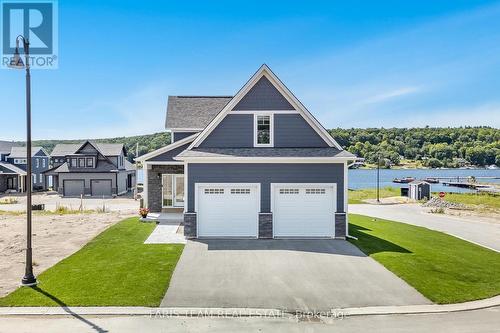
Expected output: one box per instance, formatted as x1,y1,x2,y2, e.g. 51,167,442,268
0,307,498,332
349,204,500,252
161,239,429,310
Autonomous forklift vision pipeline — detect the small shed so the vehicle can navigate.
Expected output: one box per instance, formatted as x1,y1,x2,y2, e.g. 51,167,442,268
408,181,431,200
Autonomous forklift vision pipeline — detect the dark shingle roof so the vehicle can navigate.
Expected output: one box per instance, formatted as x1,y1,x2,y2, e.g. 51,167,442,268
51,142,124,157
165,96,233,130
175,148,356,159
9,146,45,158
51,161,119,173
0,161,26,175
0,141,20,154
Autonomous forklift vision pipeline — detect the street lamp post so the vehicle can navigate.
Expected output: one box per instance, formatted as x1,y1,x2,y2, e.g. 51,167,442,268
9,35,38,286
376,152,380,203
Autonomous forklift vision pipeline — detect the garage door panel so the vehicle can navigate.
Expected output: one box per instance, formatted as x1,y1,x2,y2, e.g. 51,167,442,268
197,185,259,238
274,185,335,238
63,180,84,197
91,180,112,197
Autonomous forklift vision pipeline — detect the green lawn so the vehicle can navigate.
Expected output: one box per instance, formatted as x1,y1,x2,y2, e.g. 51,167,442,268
348,187,401,204
0,217,184,307
439,192,500,210
349,214,500,304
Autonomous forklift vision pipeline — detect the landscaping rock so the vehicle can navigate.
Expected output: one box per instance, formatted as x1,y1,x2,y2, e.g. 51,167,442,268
422,197,466,209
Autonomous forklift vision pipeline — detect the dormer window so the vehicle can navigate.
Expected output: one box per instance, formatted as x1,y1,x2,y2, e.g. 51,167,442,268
86,157,94,168
254,114,273,147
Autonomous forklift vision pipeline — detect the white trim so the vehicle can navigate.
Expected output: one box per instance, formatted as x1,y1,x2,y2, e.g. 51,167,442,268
228,110,299,115
168,128,204,132
189,64,343,150
253,113,274,147
176,157,353,163
343,161,349,236
195,182,260,239
270,183,337,239
143,165,149,208
143,161,184,165
184,162,188,213
135,133,199,162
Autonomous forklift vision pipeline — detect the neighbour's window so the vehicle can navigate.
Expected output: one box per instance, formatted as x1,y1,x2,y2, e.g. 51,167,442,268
78,158,85,167
256,115,271,145
39,174,42,183
86,157,93,168
42,159,46,167
36,158,40,168
71,159,77,167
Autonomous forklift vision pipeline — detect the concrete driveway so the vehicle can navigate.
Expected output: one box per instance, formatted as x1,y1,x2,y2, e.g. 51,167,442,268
350,204,500,252
161,239,430,310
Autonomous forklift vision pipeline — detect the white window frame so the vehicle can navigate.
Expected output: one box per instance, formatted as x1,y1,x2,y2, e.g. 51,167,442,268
161,174,185,208
39,174,42,183
253,113,274,147
42,158,46,168
36,158,40,168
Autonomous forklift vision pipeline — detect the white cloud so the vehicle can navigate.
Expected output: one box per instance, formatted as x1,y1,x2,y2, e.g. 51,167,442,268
357,86,422,105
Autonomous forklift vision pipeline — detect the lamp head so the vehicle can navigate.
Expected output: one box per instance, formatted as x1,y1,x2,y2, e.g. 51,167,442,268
7,41,25,69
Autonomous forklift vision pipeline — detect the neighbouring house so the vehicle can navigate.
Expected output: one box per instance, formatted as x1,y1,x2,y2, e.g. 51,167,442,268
45,141,136,197
3,146,49,191
137,64,355,239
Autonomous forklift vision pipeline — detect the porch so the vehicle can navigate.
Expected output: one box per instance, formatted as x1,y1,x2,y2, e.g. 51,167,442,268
145,164,185,213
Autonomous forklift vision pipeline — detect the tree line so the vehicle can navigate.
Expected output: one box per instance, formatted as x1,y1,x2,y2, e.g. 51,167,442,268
330,127,499,167
26,127,499,167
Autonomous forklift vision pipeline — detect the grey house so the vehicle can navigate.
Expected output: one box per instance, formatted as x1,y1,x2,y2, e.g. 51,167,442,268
45,141,136,197
137,65,355,239
5,146,49,191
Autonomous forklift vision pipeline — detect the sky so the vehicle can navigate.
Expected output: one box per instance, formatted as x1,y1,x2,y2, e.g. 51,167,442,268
1,0,500,140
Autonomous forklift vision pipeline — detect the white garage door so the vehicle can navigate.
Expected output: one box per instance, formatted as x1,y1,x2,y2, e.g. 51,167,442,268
273,184,336,238
197,184,259,238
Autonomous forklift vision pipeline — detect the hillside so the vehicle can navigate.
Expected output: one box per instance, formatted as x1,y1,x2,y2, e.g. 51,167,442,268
14,127,500,167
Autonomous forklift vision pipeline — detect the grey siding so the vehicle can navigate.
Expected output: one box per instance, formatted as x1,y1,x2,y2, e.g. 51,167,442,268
172,132,198,142
187,163,345,213
233,76,295,111
148,143,190,162
6,154,49,190
199,114,253,148
0,175,7,192
117,171,128,195
58,173,117,196
274,114,329,147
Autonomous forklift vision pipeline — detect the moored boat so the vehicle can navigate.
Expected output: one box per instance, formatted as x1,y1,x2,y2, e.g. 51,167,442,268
393,177,415,183
423,177,439,183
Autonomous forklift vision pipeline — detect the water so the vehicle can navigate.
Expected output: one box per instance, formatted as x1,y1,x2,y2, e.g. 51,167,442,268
349,168,500,193
137,168,500,193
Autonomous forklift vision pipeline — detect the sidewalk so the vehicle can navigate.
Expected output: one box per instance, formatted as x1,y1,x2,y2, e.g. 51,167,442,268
1,295,498,317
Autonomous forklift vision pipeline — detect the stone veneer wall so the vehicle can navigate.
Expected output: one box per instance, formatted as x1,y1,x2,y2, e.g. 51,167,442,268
184,213,197,238
335,213,346,239
258,213,273,238
147,165,184,212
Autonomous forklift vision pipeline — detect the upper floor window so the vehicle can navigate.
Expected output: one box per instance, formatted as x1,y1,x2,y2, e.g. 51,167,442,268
78,158,85,168
254,114,273,147
36,158,40,168
42,159,46,168
71,158,77,167
86,157,94,168
14,159,27,164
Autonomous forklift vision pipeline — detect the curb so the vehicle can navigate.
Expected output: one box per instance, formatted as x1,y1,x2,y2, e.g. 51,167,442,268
0,295,498,317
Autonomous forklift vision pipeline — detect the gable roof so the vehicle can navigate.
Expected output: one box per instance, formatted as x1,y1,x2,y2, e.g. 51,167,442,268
135,133,199,162
0,141,20,155
189,64,343,150
51,142,125,157
165,96,232,130
0,161,26,175
9,146,47,158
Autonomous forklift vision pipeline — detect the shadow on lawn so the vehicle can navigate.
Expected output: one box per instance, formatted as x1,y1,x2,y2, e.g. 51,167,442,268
31,287,108,333
349,223,412,255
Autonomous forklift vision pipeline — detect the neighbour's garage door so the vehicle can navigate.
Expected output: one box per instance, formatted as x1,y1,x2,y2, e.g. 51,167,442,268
197,184,259,238
273,184,336,238
91,180,112,197
63,180,85,197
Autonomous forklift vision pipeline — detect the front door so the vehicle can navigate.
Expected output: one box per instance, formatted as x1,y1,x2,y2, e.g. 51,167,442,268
162,174,184,208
